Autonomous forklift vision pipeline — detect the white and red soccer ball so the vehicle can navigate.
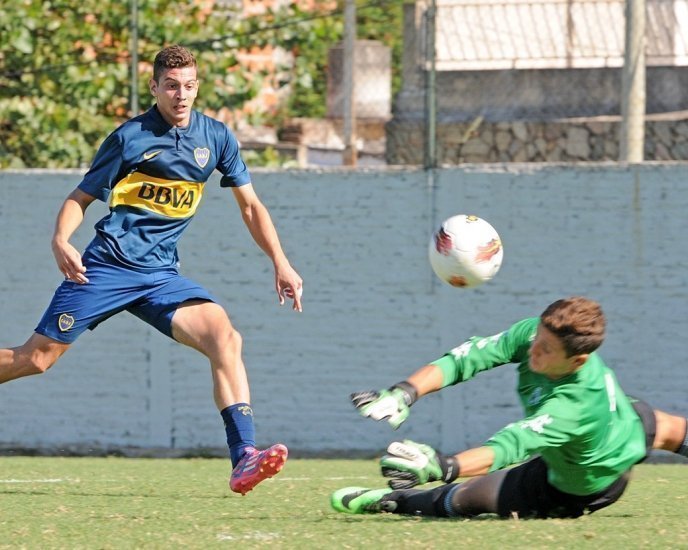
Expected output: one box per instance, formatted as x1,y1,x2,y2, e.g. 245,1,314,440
428,214,503,289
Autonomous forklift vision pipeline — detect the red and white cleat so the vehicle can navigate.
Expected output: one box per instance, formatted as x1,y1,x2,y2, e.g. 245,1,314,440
229,443,288,495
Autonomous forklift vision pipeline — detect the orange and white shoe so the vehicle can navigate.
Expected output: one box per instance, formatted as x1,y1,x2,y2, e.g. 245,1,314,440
229,443,288,495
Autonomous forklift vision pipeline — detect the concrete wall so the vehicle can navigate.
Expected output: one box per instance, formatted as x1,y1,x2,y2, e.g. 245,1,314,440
393,67,688,122
0,165,687,456
387,117,688,165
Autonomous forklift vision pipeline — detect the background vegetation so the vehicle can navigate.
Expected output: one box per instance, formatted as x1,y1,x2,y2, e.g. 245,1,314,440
0,0,402,169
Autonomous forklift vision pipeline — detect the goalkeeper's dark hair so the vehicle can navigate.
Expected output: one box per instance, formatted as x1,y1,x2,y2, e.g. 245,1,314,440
153,45,197,82
540,296,605,357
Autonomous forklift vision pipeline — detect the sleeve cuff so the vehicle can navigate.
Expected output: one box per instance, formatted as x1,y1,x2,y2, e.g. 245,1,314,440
220,172,252,187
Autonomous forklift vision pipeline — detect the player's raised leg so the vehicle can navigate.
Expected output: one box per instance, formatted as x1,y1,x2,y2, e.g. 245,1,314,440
0,333,70,384
171,299,287,494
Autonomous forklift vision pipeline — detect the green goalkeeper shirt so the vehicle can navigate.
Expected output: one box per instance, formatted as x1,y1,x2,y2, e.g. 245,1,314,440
431,317,647,496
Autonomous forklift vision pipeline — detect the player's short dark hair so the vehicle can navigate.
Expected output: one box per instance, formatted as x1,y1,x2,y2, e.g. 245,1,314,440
540,296,606,356
153,45,197,82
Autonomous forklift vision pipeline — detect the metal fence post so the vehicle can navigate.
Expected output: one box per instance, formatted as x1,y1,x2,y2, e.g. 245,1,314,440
424,0,437,170
342,0,357,166
130,0,139,117
620,0,646,163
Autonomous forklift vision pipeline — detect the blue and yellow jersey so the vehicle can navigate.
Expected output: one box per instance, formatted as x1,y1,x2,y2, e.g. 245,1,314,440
78,106,250,270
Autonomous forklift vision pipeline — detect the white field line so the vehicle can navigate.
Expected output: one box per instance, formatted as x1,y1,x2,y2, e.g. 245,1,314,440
0,475,373,483
217,531,280,542
0,478,78,483
276,475,375,481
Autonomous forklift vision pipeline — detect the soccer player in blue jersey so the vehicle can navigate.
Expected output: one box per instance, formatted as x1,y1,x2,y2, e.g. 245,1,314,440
0,45,302,495
332,297,688,518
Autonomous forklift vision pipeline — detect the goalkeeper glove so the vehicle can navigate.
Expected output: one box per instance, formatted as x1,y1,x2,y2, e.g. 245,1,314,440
380,440,459,489
350,381,418,430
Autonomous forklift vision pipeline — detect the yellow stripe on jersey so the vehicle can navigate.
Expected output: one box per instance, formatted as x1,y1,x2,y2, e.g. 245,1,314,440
109,172,204,218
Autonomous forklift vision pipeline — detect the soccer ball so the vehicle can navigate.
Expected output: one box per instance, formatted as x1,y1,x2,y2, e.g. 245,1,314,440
428,214,503,288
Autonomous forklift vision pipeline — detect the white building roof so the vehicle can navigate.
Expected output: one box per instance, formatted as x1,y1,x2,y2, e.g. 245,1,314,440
435,0,688,70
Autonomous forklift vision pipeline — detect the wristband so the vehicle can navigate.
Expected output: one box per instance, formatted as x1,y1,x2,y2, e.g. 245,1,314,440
390,381,418,406
441,455,460,483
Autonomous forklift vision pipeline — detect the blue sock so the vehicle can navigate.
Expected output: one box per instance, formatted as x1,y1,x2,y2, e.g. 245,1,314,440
220,403,256,467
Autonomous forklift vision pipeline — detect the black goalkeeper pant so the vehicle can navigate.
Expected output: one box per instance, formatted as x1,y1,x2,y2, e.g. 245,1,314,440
389,457,629,519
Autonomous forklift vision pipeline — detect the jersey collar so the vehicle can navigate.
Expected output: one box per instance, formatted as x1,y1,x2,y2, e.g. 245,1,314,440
150,105,195,134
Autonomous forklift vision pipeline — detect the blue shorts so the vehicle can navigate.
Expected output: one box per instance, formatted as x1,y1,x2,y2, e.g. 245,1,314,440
35,247,217,344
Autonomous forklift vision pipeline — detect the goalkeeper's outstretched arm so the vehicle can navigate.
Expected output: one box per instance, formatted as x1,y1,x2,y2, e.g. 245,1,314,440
455,446,495,477
351,326,518,429
350,363,446,429
381,441,496,489
406,363,445,397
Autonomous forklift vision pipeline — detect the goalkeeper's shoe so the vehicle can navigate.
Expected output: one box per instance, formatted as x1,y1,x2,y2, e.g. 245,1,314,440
330,487,396,514
229,443,288,495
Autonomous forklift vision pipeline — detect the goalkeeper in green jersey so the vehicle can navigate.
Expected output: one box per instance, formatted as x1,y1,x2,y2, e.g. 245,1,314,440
331,296,688,519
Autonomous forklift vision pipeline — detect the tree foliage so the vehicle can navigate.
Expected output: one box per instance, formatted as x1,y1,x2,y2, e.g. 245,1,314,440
0,0,402,168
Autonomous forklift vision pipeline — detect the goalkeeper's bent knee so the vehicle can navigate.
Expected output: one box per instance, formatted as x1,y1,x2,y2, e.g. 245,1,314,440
679,418,688,458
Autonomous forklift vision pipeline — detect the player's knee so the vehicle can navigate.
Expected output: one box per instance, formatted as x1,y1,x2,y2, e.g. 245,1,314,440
17,335,68,376
223,327,242,353
200,324,242,360
653,409,688,452
26,352,56,374
209,308,240,344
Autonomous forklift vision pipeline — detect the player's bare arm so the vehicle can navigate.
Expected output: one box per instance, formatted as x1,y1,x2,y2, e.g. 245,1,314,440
231,184,303,312
51,188,96,284
406,363,445,397
454,446,495,477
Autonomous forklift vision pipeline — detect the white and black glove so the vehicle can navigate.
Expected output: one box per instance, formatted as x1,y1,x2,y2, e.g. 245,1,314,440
350,381,418,430
380,440,459,489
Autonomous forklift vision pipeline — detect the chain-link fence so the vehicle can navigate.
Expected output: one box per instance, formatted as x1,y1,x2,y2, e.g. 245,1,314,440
384,0,688,164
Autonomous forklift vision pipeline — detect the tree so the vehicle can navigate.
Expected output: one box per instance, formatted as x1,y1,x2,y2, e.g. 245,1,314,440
0,0,402,168
0,0,250,168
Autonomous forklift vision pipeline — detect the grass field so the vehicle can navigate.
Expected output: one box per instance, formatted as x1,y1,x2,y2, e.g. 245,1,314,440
0,457,686,549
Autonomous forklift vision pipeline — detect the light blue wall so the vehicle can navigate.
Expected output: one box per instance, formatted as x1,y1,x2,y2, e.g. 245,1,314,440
0,165,686,455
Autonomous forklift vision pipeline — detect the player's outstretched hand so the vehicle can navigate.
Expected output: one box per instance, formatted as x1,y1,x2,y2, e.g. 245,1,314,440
380,440,459,489
350,388,411,430
275,261,303,312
